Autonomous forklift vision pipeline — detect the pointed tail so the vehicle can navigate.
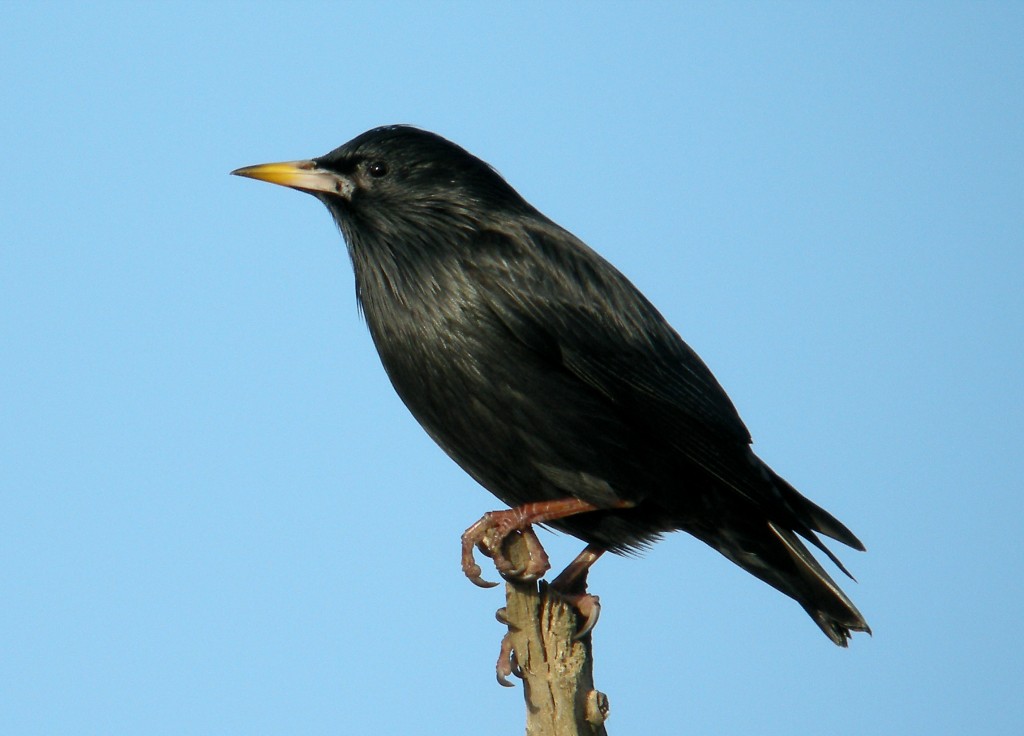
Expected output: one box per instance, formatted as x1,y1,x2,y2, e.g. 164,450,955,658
766,522,870,645
702,517,870,646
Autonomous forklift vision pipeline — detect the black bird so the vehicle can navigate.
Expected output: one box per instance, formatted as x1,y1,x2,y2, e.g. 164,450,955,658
232,125,869,646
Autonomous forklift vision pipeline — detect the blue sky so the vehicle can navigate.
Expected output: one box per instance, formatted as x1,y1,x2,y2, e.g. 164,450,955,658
2,3,1021,734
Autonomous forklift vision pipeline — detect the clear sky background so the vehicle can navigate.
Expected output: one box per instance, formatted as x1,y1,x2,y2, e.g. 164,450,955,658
2,3,1021,734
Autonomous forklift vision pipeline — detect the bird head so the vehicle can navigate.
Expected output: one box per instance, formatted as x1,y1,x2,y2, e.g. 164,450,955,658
232,125,534,244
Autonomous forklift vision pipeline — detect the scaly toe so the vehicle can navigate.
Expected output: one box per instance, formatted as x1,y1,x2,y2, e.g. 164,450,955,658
495,632,517,687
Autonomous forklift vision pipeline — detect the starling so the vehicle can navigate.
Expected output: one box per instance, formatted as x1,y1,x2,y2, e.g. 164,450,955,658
232,125,869,645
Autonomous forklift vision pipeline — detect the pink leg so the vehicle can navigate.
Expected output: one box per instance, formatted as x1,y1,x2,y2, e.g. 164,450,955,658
550,543,606,639
551,544,605,591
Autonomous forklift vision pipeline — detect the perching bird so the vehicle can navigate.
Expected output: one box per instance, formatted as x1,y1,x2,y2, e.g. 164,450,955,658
232,125,869,646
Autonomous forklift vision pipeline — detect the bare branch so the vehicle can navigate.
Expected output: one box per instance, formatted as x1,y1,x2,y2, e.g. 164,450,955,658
498,532,610,736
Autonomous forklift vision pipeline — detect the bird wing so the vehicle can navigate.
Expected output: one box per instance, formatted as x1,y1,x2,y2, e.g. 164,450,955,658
499,299,766,495
472,226,757,482
471,225,864,555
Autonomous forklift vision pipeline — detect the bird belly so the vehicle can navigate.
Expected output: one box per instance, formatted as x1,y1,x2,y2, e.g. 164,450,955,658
369,317,693,550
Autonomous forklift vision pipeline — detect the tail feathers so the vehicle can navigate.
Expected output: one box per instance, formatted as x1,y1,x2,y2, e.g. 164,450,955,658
706,518,870,646
709,462,869,644
794,523,858,581
803,502,866,552
769,470,867,552
767,522,871,646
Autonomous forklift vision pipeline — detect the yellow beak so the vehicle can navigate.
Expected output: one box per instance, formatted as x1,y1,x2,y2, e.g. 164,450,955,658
231,160,351,197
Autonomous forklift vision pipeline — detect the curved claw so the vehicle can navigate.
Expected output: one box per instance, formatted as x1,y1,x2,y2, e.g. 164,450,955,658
462,514,505,587
572,594,602,640
462,551,499,588
510,650,523,678
495,632,517,687
497,568,545,583
470,572,500,589
462,510,555,589
496,561,526,579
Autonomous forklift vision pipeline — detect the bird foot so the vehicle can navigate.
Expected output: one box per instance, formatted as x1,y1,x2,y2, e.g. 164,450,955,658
492,586,600,687
550,588,602,640
461,514,550,588
495,631,522,687
547,543,605,638
461,498,613,588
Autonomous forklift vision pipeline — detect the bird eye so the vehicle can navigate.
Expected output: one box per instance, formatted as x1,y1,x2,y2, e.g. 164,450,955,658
367,160,389,178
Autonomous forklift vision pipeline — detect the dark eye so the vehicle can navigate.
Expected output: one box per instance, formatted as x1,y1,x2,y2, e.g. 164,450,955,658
367,160,388,178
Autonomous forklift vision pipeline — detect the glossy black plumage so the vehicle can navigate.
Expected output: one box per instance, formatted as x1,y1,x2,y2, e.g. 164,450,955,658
233,125,869,645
